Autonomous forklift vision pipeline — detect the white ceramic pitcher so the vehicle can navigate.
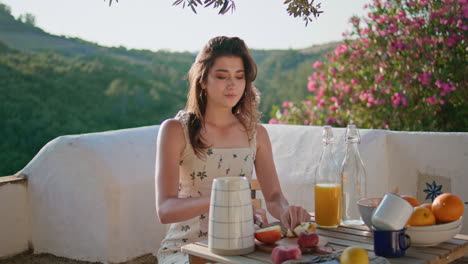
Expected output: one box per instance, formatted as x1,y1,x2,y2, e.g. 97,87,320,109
208,176,255,255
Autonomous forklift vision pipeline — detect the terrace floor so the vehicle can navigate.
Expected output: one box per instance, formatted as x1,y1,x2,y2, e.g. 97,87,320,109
0,253,158,264
1,252,467,264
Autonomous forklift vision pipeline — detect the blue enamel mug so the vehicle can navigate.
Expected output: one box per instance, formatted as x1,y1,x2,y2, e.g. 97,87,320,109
372,227,411,258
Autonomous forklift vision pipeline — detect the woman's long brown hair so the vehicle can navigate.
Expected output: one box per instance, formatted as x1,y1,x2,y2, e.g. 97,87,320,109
185,36,260,158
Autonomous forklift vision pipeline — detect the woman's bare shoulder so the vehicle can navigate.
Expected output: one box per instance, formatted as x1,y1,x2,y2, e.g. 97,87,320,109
255,124,270,144
158,119,186,143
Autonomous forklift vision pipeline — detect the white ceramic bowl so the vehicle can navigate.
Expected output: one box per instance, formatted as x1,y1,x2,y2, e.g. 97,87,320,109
406,224,462,247
357,197,382,229
407,217,463,231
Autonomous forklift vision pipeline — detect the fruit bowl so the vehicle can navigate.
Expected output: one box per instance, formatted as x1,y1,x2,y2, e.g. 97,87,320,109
406,223,462,247
357,197,382,229
407,216,462,231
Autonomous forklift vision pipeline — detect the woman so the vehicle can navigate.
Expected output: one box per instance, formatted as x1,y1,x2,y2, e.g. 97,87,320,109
156,36,310,264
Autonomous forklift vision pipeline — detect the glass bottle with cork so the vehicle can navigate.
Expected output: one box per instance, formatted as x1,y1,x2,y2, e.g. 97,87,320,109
314,125,342,228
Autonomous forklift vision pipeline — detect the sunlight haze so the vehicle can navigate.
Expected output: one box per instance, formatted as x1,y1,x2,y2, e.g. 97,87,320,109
1,0,369,51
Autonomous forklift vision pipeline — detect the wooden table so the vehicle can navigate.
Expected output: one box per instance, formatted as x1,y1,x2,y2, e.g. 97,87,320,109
182,223,468,264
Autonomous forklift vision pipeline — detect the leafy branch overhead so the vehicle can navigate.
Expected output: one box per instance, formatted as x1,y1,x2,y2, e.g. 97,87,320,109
173,0,236,15
172,0,323,25
105,0,322,25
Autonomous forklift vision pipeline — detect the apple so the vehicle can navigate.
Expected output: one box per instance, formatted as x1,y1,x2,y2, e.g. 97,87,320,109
271,245,302,264
297,231,319,248
255,225,282,244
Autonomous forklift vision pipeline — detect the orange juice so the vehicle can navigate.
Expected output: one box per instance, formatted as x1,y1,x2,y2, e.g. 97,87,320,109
315,183,342,227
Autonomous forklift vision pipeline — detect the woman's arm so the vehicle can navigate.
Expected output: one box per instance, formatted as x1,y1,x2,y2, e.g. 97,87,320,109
155,119,210,224
254,124,310,230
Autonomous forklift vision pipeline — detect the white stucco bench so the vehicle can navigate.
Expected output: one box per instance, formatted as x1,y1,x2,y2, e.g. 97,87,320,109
1,125,467,262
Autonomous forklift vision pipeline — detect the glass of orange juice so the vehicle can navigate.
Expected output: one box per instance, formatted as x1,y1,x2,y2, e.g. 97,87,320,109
314,126,342,228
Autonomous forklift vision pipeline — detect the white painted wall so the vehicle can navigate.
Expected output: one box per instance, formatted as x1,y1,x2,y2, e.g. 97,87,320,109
0,181,30,258
0,125,466,262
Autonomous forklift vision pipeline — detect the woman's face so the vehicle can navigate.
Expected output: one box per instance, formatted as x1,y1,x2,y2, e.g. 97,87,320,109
203,56,246,110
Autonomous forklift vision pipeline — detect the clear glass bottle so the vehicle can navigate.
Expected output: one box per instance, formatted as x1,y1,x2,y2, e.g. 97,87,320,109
314,126,342,228
341,124,367,226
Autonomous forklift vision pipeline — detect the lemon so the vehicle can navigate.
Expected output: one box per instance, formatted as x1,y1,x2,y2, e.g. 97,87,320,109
340,246,369,264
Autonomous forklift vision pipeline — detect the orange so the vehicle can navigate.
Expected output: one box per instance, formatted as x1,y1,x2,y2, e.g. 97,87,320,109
421,203,432,211
401,195,420,207
255,225,282,244
432,193,464,223
407,206,436,226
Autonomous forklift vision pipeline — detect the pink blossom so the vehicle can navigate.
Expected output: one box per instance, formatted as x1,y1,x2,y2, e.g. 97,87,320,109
351,79,359,85
446,37,457,46
335,44,349,56
325,116,337,125
329,105,338,112
308,81,317,92
305,101,312,106
388,24,398,33
282,101,293,108
283,109,289,116
391,41,407,51
391,92,407,107
425,96,438,105
419,0,428,6
316,87,326,98
330,67,337,76
313,61,323,69
344,85,352,94
440,100,445,105
317,99,325,109
350,17,360,25
417,72,432,85
268,118,280,124
436,80,456,95
361,28,371,36
375,74,385,83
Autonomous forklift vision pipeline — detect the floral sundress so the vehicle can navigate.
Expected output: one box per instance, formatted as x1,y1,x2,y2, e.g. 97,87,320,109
157,110,256,264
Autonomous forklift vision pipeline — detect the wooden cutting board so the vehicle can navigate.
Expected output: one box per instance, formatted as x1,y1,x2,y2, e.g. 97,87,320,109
255,236,342,254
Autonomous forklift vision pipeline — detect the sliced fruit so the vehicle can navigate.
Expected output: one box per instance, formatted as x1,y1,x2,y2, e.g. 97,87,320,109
293,222,317,236
286,229,295,238
254,225,282,244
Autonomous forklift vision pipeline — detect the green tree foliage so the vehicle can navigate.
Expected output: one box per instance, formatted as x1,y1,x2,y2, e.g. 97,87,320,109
271,0,467,131
18,13,36,26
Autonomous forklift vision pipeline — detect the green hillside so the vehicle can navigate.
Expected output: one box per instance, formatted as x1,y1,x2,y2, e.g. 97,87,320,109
0,3,335,176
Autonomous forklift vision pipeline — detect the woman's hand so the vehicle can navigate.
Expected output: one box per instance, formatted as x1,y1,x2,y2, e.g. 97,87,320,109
280,205,311,231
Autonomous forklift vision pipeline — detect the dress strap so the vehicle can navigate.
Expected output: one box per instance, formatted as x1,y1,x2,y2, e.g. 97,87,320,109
250,125,257,161
174,110,193,154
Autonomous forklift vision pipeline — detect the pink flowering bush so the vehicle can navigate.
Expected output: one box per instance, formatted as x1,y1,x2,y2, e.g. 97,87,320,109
270,0,467,131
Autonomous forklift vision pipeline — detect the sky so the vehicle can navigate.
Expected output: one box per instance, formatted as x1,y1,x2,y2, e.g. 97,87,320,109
1,0,369,52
